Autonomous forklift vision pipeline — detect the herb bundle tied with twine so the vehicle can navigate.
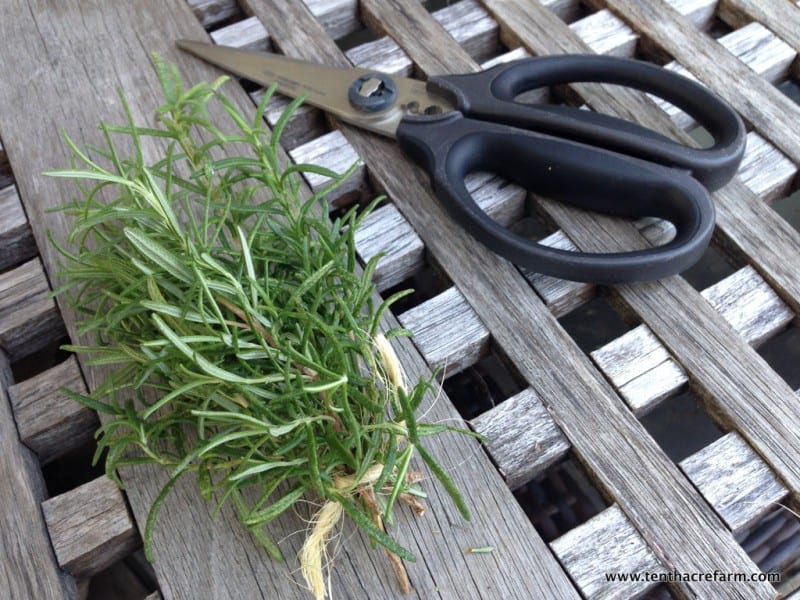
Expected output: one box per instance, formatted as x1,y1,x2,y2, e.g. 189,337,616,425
47,57,474,599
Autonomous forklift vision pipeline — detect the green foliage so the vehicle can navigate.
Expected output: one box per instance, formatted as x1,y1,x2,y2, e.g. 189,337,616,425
46,55,473,564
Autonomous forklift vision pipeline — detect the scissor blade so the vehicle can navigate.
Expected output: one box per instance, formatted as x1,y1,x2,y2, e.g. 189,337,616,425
177,40,450,138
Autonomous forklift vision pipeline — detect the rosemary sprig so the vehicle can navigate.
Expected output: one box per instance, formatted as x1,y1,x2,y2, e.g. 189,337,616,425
46,56,475,599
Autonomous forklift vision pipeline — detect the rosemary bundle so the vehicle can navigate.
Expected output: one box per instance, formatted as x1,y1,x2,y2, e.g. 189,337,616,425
47,57,472,598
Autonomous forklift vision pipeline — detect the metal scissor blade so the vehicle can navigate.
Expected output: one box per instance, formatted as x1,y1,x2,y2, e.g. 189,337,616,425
176,40,451,138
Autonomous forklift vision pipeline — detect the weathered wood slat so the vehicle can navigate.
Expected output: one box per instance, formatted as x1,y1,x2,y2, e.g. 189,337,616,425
680,432,789,534
288,129,366,206
8,356,98,465
432,0,500,64
42,475,140,578
470,388,571,489
209,15,270,51
187,0,240,30
550,505,666,599
738,132,797,203
0,259,67,362
1,1,578,597
398,286,490,376
303,0,360,40
0,185,37,271
354,203,425,291
569,10,638,57
591,265,794,414
718,0,800,55
265,0,773,596
0,352,77,599
481,2,800,511
668,0,718,29
189,0,362,39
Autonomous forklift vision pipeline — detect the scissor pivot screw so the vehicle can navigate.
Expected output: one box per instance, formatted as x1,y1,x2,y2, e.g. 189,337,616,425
348,73,397,113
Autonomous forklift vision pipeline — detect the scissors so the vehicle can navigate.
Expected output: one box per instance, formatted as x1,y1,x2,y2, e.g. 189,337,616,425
177,40,745,284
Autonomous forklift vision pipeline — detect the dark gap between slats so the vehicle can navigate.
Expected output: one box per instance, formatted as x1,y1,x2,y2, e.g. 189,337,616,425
558,293,633,354
639,389,725,463
335,23,381,52
756,324,800,390
737,506,800,595
379,250,453,314
442,339,526,419
773,188,800,235
544,0,594,26
706,16,735,40
679,242,740,291
85,551,158,600
40,442,106,497
10,335,71,384
778,79,800,106
640,583,679,600
513,453,609,543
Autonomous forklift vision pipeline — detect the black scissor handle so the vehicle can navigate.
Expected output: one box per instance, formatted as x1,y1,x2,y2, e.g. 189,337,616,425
427,55,745,190
396,112,715,284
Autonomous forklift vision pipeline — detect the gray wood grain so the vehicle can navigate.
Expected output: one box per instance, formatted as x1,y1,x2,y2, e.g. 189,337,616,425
0,1,577,598
42,475,140,578
0,185,37,271
398,286,490,377
470,388,570,490
354,203,425,292
551,505,666,599
0,259,67,362
591,265,795,414
680,432,789,534
210,16,270,52
8,356,98,465
718,0,800,54
248,0,776,596
0,351,77,599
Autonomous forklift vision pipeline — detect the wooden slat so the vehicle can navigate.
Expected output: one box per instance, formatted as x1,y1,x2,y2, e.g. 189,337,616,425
257,0,773,596
303,0,360,40
209,16,270,51
432,0,500,64
718,0,800,55
550,505,666,599
569,10,638,57
680,432,789,534
287,129,367,206
8,356,98,465
42,475,140,578
0,2,578,597
0,259,66,362
187,0,240,30
470,388,571,489
591,265,794,414
354,203,425,291
398,286,490,376
0,184,37,271
0,352,77,599
738,132,797,203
